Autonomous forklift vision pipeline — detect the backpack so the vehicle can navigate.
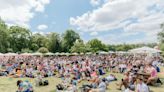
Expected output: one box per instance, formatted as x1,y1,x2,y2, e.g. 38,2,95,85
156,67,160,72
43,80,49,86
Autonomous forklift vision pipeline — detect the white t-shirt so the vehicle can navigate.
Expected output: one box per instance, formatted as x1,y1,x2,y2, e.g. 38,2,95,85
98,82,106,92
136,82,149,92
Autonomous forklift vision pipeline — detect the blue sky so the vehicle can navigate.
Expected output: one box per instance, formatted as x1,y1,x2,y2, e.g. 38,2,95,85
30,0,93,34
1,0,164,44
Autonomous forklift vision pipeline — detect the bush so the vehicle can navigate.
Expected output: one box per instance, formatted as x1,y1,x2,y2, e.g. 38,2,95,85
38,47,49,53
159,43,164,51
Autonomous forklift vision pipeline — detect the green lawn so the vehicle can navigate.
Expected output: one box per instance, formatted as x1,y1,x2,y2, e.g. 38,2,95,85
0,68,164,92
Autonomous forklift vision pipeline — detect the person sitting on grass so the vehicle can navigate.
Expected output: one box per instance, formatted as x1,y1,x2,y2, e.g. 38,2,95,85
136,77,149,92
17,80,33,92
89,78,107,92
105,74,117,82
116,72,130,90
35,72,43,86
146,63,158,85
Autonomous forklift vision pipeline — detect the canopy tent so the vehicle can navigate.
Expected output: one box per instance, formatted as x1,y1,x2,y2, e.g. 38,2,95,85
20,53,32,56
55,52,60,56
98,51,108,55
108,51,115,54
0,53,4,56
72,52,78,55
4,53,18,56
86,52,92,55
60,52,66,56
31,52,43,56
80,53,84,55
44,52,55,56
129,46,162,53
65,53,70,56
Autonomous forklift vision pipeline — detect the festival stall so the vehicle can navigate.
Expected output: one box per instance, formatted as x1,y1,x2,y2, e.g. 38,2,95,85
129,46,161,57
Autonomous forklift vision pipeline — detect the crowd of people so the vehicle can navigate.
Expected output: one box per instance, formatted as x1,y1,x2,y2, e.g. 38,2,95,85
0,54,163,92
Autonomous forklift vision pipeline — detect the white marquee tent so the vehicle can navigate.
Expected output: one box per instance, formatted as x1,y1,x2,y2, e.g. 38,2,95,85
4,53,18,56
0,53,4,56
129,46,161,53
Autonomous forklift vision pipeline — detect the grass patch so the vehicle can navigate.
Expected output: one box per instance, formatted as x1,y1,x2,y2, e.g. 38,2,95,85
0,67,164,92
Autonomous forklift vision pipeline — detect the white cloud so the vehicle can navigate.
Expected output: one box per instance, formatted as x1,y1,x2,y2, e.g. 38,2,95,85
32,31,50,35
90,0,101,6
32,31,45,35
79,32,85,36
37,24,48,30
97,33,157,45
35,0,50,12
90,31,98,36
0,0,50,28
70,0,164,43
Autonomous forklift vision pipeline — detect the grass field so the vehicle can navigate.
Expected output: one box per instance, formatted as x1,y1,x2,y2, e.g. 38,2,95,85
0,67,164,92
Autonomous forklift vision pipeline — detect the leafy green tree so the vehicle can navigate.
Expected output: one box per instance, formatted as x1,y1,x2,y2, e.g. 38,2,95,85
47,32,61,53
101,43,109,51
158,24,164,52
7,48,13,52
70,39,87,53
158,24,164,43
108,45,116,51
21,48,33,53
8,26,32,52
31,33,49,51
61,29,80,52
0,19,9,53
87,39,107,52
159,43,164,51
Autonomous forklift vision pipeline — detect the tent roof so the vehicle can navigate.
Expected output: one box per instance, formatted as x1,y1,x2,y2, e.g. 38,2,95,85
32,52,43,55
129,46,161,53
44,52,55,55
20,53,32,55
5,53,18,56
0,53,4,56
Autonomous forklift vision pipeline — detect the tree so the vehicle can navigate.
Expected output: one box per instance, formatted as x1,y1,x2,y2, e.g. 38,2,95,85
158,23,164,52
38,47,49,53
31,33,49,51
87,39,108,52
8,26,32,52
0,19,9,53
21,48,33,53
158,24,164,43
61,29,80,52
70,39,87,53
47,32,61,53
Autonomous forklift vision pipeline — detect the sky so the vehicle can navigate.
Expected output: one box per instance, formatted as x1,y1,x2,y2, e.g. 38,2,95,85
0,0,164,44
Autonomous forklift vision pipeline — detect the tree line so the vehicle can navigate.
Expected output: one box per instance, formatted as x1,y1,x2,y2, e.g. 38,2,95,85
158,24,164,55
0,19,160,53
